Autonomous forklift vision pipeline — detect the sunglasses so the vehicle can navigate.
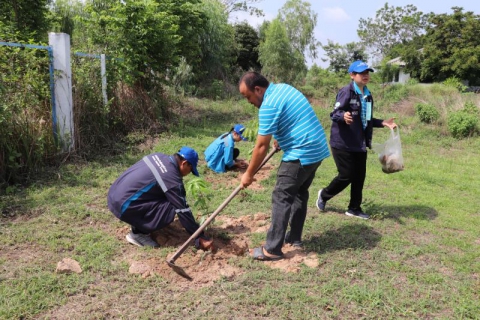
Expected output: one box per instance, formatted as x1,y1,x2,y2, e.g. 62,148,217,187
352,71,370,75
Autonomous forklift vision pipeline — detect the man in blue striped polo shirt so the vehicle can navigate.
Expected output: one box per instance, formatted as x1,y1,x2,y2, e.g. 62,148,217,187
239,72,330,261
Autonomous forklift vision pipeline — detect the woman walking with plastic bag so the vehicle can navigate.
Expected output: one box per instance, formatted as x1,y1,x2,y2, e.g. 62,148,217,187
315,61,397,220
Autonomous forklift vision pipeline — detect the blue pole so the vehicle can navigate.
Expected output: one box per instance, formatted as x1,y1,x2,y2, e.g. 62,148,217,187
0,41,50,50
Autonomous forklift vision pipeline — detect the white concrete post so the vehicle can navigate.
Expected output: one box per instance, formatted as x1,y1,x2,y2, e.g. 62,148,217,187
101,54,108,107
48,32,74,151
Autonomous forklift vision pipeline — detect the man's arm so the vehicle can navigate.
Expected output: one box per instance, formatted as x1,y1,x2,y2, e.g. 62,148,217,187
241,134,272,187
164,189,200,234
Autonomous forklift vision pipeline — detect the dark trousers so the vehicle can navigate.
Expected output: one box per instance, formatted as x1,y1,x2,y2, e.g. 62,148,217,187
264,160,321,256
225,148,241,171
322,147,367,211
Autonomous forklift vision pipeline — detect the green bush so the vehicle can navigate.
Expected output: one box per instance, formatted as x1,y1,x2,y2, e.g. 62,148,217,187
443,77,467,93
0,44,58,187
304,66,345,98
415,103,440,123
447,111,478,138
463,101,479,115
298,85,315,98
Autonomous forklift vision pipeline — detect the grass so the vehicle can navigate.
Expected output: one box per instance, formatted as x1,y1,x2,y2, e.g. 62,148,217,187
1,85,479,319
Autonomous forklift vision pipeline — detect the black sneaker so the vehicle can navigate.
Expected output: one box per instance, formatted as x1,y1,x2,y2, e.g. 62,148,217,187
316,189,327,211
284,231,303,248
345,209,370,220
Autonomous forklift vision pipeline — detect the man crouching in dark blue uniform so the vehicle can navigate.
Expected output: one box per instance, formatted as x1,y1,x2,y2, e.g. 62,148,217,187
108,146,213,250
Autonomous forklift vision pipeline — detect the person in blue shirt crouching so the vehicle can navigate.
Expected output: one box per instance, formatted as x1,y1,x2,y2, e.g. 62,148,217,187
204,124,249,173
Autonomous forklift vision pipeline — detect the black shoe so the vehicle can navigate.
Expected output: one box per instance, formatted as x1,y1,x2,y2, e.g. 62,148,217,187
345,209,370,220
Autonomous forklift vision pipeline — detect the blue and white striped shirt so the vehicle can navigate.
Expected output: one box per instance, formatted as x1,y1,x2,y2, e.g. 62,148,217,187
258,83,330,165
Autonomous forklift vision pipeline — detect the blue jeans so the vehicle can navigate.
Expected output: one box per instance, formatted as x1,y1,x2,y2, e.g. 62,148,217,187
264,160,321,256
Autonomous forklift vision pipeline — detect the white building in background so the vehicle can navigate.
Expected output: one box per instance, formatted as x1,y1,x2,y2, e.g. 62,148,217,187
386,55,411,84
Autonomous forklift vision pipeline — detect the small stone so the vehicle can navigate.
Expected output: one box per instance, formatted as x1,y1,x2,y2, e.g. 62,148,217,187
56,258,82,274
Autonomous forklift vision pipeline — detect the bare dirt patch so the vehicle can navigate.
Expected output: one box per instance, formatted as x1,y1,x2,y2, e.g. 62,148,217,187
117,211,319,288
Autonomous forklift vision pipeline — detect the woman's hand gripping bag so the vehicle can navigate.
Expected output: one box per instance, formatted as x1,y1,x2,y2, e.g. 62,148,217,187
372,127,404,174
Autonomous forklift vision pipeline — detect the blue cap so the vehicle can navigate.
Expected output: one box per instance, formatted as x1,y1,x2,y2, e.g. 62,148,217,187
177,146,199,176
348,60,374,73
233,124,247,141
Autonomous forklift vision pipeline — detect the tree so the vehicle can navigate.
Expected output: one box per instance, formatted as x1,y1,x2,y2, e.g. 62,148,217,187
257,20,270,43
75,0,209,84
47,0,85,39
420,7,480,84
277,0,319,60
221,0,263,16
258,18,305,84
0,0,50,41
197,0,236,82
322,40,368,73
357,3,428,58
168,0,208,82
234,22,261,71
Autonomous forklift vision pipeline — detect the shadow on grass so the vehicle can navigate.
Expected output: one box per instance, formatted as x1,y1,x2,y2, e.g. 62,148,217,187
366,204,438,223
305,224,381,254
326,203,438,224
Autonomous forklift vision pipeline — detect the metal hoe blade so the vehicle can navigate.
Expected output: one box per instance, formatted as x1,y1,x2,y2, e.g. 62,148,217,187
166,260,193,281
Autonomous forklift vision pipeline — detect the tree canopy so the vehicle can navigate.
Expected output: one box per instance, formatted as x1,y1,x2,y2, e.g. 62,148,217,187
0,0,50,41
277,0,319,60
258,18,305,83
322,41,368,73
420,7,480,84
221,0,263,16
234,22,261,71
357,3,428,58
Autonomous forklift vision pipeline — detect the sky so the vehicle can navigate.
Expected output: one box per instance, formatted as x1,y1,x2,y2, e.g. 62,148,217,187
229,0,480,67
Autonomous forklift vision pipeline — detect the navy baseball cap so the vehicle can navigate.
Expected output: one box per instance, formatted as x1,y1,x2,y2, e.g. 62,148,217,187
177,146,199,176
348,60,374,73
233,124,248,141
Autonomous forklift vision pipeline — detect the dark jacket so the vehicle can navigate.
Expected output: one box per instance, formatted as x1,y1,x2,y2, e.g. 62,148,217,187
107,152,204,237
329,82,384,152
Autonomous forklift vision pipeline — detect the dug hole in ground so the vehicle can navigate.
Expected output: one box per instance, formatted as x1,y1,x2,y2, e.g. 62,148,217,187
115,162,319,288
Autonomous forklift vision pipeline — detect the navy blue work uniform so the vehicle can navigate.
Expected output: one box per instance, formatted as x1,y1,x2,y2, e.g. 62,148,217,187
107,152,204,237
330,82,383,152
322,82,384,211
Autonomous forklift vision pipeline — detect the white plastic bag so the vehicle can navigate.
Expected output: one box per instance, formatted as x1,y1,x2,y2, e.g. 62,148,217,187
372,127,404,174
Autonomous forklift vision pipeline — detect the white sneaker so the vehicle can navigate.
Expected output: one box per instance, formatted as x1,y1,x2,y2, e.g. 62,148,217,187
126,232,159,247
316,189,327,211
345,209,370,220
